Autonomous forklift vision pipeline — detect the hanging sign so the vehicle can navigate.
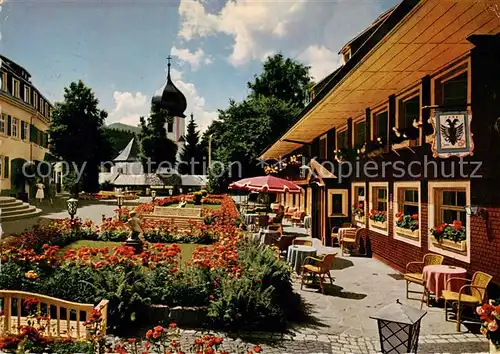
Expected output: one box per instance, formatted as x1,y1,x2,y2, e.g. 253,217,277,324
430,111,473,158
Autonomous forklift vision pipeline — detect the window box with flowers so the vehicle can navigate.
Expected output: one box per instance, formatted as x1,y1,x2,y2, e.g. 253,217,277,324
368,209,387,230
430,220,467,252
352,202,365,224
395,212,419,239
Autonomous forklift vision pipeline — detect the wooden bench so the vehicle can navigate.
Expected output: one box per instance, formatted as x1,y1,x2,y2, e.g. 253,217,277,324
141,206,204,229
0,290,109,339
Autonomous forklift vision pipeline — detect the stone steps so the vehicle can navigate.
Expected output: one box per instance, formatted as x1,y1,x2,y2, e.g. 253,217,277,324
0,197,42,222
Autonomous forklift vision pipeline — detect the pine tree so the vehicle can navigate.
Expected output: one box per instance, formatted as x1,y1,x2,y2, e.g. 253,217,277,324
179,113,204,174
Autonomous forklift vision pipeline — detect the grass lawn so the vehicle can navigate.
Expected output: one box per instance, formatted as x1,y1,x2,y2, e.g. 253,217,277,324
62,240,202,263
164,203,221,210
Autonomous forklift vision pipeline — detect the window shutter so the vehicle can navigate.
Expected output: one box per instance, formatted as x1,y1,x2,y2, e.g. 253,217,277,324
20,121,25,140
30,124,36,143
4,156,9,178
7,115,11,136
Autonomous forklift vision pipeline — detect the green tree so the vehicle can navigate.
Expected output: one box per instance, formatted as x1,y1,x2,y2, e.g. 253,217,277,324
206,54,312,192
179,114,204,175
49,80,109,195
102,128,136,159
138,104,178,173
247,52,312,109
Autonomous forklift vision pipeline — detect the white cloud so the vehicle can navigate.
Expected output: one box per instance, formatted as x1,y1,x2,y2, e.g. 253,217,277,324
171,46,213,70
298,45,344,82
109,78,216,134
108,91,149,126
177,0,391,76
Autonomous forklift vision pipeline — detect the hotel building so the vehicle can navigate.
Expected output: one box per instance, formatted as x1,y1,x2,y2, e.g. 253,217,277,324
260,1,500,282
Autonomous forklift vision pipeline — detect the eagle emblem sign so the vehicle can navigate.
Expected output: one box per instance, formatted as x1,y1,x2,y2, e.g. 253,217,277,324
430,111,473,158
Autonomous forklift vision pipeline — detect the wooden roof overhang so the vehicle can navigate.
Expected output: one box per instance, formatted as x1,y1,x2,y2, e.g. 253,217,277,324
260,0,500,160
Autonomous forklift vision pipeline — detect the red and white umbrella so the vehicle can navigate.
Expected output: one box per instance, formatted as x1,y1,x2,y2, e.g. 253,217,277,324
229,175,301,193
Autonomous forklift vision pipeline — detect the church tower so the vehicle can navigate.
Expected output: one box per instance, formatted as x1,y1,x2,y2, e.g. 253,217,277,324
151,56,187,162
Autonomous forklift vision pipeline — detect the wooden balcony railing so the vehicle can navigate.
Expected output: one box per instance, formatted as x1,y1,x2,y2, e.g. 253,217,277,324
0,290,108,339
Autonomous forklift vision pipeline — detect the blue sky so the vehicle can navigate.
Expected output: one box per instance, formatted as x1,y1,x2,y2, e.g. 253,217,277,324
0,0,398,132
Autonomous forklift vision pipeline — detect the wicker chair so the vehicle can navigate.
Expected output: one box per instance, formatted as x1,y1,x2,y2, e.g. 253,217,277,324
404,253,444,303
339,228,362,256
293,239,312,246
301,253,337,294
442,271,493,331
331,223,353,247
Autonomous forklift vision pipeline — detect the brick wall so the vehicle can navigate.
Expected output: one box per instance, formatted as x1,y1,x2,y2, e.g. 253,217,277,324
360,203,500,285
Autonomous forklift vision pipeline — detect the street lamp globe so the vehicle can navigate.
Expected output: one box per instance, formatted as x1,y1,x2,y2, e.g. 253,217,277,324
66,198,79,219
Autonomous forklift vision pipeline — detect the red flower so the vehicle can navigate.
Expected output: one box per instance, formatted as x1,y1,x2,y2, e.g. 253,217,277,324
253,345,263,353
412,214,418,220
453,220,463,231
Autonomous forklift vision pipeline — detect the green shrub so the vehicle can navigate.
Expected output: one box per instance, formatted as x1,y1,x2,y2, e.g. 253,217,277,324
147,267,211,307
200,189,208,197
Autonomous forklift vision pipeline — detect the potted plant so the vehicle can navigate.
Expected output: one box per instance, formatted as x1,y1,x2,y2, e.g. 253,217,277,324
430,220,467,251
368,209,387,230
395,211,419,238
352,202,365,224
477,300,500,353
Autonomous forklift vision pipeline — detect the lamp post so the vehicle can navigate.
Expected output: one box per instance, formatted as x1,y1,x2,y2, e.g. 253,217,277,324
116,194,124,220
151,190,157,202
370,299,426,353
67,198,78,220
208,134,213,170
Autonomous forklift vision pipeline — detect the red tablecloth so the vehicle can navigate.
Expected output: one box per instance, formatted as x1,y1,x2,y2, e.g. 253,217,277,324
423,265,467,298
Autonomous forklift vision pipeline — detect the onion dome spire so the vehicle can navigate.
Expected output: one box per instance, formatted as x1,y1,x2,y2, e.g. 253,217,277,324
151,56,187,118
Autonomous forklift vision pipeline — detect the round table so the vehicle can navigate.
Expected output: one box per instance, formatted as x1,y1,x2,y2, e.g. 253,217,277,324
287,245,317,274
423,265,467,299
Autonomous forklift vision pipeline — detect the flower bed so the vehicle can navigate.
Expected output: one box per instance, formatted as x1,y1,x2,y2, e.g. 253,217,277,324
0,195,300,334
0,320,264,354
3,195,240,251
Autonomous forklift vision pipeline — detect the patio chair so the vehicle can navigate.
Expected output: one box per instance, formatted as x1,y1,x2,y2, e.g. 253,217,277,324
404,253,444,302
331,223,353,247
300,253,337,295
442,271,493,332
292,239,312,246
339,228,362,256
273,234,296,258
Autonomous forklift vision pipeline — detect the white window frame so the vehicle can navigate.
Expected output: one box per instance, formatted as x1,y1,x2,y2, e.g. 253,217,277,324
0,114,5,135
327,189,348,217
393,181,421,247
34,92,39,109
22,121,29,141
12,78,20,97
428,181,470,263
368,182,389,235
12,118,19,138
24,85,31,104
351,182,366,227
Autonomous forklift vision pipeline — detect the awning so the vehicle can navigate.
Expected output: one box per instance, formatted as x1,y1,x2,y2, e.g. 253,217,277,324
260,0,499,160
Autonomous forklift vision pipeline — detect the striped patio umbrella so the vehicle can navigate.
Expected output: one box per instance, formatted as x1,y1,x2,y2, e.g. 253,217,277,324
229,175,301,193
